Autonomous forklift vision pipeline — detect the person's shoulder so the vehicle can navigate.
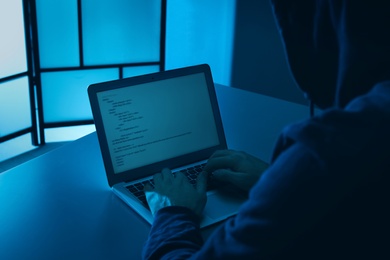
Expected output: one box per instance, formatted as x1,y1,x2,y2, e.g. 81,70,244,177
346,80,390,114
273,82,390,166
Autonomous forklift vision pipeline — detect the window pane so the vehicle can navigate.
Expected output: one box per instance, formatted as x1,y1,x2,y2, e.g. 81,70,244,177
0,134,35,163
123,65,160,78
0,77,31,137
36,0,79,68
41,69,119,123
0,0,27,78
45,125,95,143
82,0,161,65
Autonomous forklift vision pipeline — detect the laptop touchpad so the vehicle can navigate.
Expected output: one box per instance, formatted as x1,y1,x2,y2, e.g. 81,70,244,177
204,191,246,220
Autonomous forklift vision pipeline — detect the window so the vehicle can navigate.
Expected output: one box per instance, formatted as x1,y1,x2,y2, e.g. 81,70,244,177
0,0,166,158
0,0,35,156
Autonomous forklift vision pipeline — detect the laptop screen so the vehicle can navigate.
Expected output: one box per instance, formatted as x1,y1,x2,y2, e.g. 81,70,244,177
96,72,219,174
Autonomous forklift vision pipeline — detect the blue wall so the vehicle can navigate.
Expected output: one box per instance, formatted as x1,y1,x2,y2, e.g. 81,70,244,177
166,1,308,106
165,0,236,87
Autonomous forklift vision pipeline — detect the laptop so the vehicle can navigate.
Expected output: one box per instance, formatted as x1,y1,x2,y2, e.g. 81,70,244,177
88,64,246,228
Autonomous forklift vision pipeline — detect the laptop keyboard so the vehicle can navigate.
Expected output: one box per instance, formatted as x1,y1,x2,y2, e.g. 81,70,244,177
125,163,216,209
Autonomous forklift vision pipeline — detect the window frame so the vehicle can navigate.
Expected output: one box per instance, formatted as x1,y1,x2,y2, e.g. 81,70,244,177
0,0,166,146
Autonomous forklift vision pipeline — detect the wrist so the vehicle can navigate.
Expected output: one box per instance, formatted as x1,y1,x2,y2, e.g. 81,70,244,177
155,206,202,223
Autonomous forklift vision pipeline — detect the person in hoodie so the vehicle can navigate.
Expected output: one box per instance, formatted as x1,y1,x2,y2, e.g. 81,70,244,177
142,0,390,259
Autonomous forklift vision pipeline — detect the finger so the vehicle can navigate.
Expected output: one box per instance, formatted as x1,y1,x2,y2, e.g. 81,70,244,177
208,149,237,159
196,171,208,193
153,168,171,188
161,168,172,176
143,183,154,192
161,168,174,183
212,169,239,183
174,171,190,186
204,150,239,173
175,171,186,180
153,172,163,188
204,156,237,173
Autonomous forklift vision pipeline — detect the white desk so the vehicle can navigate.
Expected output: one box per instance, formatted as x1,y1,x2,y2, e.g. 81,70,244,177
0,84,309,259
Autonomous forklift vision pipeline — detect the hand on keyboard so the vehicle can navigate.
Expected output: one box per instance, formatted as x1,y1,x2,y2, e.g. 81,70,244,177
144,168,207,218
205,150,269,192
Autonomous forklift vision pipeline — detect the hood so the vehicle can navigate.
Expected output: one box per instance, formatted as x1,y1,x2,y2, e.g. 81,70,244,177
271,0,390,109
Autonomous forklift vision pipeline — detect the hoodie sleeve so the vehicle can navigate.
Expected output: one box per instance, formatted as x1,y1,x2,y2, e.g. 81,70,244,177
143,141,333,259
142,84,390,259
142,206,204,260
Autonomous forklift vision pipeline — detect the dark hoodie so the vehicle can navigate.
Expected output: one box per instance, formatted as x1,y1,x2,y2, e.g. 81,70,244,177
143,1,390,259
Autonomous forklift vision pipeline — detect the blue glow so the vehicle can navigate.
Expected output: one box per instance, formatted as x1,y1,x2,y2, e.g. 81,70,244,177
123,66,160,78
0,0,27,78
82,0,161,65
166,0,236,86
41,69,119,123
0,134,36,162
44,125,96,143
0,77,31,137
36,0,80,68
